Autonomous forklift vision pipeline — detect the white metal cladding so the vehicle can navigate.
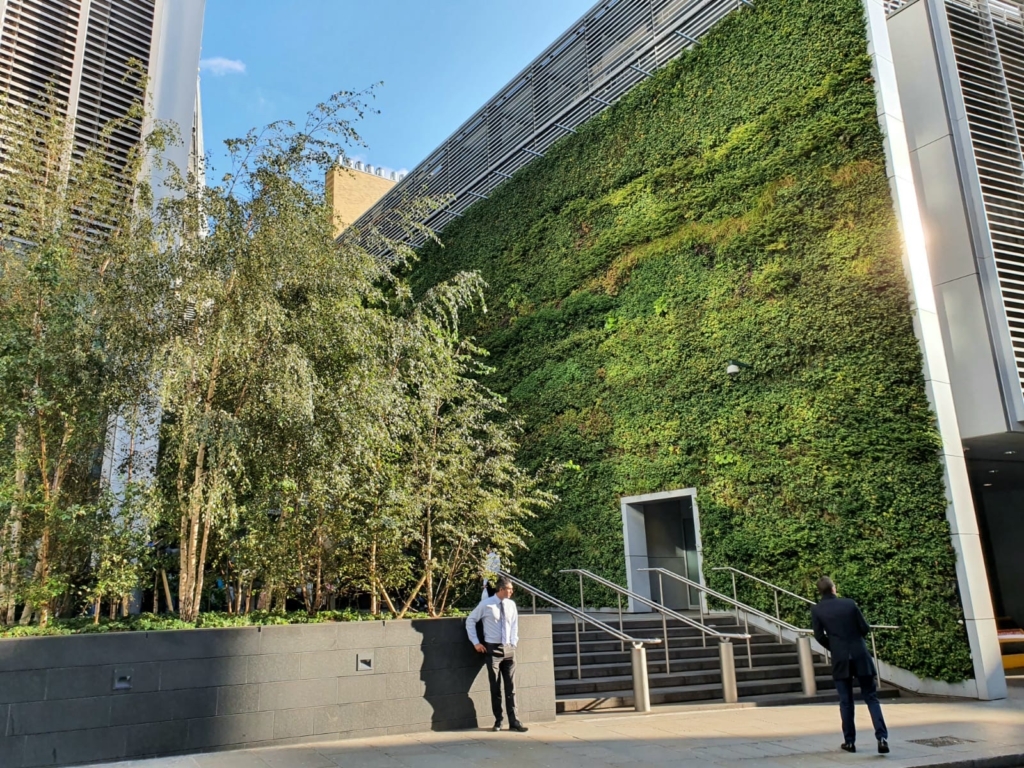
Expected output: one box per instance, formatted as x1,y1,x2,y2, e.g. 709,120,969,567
348,0,752,254
943,0,1024,399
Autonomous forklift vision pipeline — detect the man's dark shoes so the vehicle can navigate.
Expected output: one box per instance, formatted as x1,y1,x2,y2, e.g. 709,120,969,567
510,722,529,733
878,739,890,754
841,742,856,753
491,721,502,732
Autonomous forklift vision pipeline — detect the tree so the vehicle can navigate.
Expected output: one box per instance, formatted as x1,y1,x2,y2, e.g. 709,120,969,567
0,88,159,625
390,276,555,616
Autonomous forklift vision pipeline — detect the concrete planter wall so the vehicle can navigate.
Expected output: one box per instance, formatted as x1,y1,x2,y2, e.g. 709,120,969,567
0,614,555,767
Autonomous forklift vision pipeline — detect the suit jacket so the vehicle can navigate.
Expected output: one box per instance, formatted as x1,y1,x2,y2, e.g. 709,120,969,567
810,593,876,680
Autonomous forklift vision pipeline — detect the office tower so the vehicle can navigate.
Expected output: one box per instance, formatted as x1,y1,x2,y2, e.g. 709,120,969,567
0,0,206,500
0,0,206,187
887,0,1024,684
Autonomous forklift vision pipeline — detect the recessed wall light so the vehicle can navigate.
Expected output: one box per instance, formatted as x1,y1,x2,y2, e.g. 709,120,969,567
1005,450,1017,455
989,469,999,474
983,483,993,487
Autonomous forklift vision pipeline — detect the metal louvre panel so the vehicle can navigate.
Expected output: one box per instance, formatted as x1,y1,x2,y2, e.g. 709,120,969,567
0,0,81,107
945,0,1024,386
350,0,748,254
73,0,156,174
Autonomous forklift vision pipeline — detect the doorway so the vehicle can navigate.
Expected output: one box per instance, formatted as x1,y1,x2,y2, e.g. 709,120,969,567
620,488,704,612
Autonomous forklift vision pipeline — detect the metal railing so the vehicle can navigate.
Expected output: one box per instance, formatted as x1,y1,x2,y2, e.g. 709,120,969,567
562,568,749,703
711,566,900,680
497,571,662,711
640,566,817,695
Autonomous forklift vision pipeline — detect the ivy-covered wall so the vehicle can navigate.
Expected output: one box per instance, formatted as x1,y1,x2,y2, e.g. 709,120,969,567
411,0,973,681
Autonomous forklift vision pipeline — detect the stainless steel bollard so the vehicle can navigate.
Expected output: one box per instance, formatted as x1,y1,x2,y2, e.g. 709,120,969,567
719,640,738,703
631,643,651,713
797,635,817,696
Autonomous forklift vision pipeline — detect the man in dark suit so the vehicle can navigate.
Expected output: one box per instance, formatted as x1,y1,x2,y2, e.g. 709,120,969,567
811,576,889,755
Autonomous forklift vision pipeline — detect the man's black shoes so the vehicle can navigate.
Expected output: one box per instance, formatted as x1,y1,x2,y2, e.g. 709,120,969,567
841,742,856,753
491,721,502,732
878,739,890,754
510,722,529,733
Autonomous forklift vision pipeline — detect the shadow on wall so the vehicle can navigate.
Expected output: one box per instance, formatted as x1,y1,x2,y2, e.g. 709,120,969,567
413,617,483,730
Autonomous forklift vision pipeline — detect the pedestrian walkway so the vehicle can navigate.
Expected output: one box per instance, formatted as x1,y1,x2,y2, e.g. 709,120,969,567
89,684,1024,768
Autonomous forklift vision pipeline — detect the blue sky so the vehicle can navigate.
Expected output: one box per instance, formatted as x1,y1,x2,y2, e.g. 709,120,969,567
199,1,596,180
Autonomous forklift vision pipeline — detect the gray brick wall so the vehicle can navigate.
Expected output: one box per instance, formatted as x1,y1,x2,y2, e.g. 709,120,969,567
0,615,555,767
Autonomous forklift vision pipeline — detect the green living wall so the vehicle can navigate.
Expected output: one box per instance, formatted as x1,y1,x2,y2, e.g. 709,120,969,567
411,0,973,681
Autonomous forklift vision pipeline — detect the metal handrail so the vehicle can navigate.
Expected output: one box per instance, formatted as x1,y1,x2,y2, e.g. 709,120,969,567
712,566,814,607
561,568,751,671
709,566,902,677
640,567,808,642
643,567,829,697
497,571,661,685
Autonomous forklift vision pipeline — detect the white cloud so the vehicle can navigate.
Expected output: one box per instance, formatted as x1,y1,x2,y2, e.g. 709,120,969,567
200,57,246,76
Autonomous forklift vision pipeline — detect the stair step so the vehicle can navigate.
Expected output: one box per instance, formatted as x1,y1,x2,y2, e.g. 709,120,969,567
552,637,781,655
553,641,813,658
553,652,826,679
556,682,900,713
555,666,834,695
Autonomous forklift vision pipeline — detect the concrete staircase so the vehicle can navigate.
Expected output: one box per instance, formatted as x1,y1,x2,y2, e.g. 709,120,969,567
554,613,899,712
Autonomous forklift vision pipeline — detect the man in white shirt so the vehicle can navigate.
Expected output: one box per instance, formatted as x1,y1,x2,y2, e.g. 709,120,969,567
466,576,528,732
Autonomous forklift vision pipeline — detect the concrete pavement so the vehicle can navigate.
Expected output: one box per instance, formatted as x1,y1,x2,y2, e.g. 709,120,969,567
88,684,1024,768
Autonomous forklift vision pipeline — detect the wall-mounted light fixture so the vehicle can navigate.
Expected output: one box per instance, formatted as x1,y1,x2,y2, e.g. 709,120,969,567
726,359,752,376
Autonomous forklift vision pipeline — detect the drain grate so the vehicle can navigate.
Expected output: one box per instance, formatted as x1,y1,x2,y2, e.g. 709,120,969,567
909,736,976,748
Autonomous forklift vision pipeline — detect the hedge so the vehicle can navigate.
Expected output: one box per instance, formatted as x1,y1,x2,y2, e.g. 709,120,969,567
410,0,973,681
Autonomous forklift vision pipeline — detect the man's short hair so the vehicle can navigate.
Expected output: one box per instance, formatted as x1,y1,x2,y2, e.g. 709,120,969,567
495,576,512,592
817,576,835,596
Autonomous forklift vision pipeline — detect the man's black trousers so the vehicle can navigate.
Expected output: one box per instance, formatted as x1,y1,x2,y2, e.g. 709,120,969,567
834,674,888,743
485,643,518,724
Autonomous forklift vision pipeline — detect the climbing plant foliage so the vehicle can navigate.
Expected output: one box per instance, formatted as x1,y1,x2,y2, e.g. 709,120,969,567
411,0,973,681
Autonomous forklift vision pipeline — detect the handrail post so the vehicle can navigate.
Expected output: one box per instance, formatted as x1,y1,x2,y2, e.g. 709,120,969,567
662,609,671,674
658,571,671,673
574,615,582,680
731,571,738,622
774,589,781,624
618,593,624,653
797,635,817,696
871,630,879,679
631,642,651,713
532,593,536,615
719,640,738,703
578,573,586,630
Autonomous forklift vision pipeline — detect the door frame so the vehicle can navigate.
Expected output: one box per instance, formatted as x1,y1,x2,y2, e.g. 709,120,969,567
620,488,706,613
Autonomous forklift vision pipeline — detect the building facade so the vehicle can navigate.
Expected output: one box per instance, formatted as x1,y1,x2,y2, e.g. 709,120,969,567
326,159,397,238
0,0,206,501
350,0,1023,699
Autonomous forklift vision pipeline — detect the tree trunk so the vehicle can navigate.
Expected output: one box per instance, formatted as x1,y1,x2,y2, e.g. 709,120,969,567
3,424,27,625
369,537,378,615
19,557,42,625
424,509,435,617
257,587,271,611
160,569,174,613
38,525,50,626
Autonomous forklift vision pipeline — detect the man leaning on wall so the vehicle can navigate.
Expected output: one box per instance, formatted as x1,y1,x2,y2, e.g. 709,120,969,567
466,576,528,732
